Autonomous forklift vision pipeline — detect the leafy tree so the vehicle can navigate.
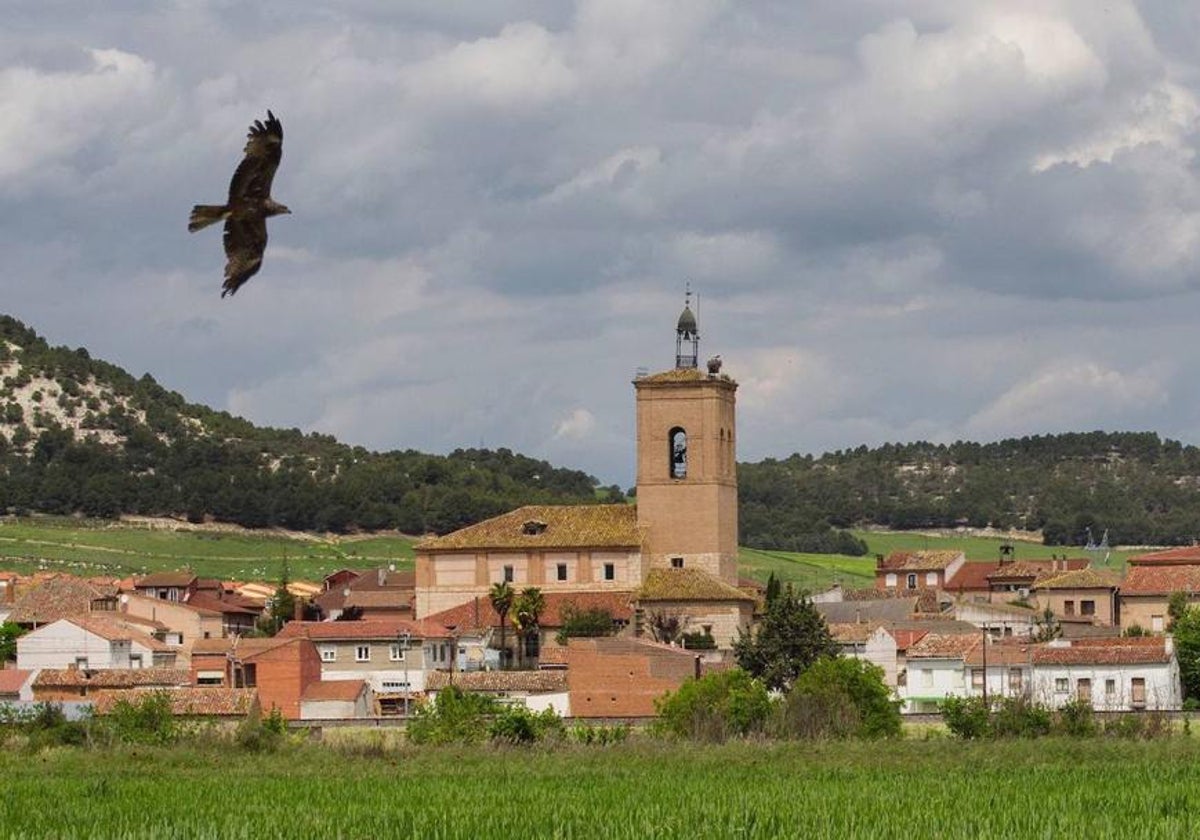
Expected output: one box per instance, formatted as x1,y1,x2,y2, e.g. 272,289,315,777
647,610,687,645
267,558,296,634
733,584,838,691
764,572,781,607
1168,591,1191,631
0,622,26,662
407,686,501,745
555,604,615,645
786,656,900,739
1172,606,1200,701
654,669,771,742
489,582,514,669
1032,607,1061,642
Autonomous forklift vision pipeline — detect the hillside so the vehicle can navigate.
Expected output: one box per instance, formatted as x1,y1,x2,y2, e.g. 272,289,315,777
739,433,1200,549
0,315,614,534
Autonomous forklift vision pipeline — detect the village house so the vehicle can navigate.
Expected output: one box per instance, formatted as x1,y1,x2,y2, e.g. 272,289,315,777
875,551,966,592
1119,547,1200,633
426,670,570,716
275,618,453,696
91,686,258,720
1031,568,1122,628
300,680,373,720
1029,637,1180,711
311,567,415,620
31,667,192,702
16,616,177,671
7,575,119,627
189,635,322,720
900,633,982,713
566,636,708,719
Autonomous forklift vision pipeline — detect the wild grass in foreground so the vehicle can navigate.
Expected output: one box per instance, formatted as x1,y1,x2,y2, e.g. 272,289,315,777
2,738,1199,839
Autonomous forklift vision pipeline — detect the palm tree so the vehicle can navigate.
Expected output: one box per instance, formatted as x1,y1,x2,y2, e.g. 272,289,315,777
513,587,546,669
488,581,515,669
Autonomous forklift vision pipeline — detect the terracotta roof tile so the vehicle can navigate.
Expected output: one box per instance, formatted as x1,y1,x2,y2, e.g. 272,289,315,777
416,505,641,552
1130,546,1200,565
8,576,116,624
635,368,735,385
277,619,451,641
91,687,257,716
134,572,197,588
1122,564,1200,595
1034,568,1121,590
424,591,636,632
0,669,32,695
1032,638,1170,666
879,550,964,572
907,633,982,660
302,680,369,701
425,670,568,693
34,667,192,688
637,568,755,603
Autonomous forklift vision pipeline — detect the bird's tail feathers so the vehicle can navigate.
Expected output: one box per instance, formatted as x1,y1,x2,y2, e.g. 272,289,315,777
188,205,228,232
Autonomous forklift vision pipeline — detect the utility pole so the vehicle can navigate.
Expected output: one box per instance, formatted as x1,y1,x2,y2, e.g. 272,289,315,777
981,626,989,708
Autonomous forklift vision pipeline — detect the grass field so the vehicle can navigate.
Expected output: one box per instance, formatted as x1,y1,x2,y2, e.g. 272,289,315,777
2,738,1198,838
0,516,1136,588
0,517,414,582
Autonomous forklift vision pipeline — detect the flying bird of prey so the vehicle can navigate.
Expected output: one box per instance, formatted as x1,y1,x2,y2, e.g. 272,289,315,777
188,110,290,297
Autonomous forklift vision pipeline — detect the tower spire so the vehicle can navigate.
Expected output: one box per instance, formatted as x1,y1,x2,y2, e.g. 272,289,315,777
675,283,699,369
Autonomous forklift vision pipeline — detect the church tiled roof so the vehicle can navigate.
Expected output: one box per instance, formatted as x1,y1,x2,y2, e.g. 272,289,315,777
637,568,755,603
416,505,641,552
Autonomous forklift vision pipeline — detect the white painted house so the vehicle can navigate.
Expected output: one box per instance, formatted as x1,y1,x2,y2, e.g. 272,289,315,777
16,616,174,671
1029,637,1181,711
900,633,981,713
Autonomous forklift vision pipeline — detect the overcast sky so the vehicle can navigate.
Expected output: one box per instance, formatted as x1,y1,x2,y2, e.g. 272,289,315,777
5,1,1200,486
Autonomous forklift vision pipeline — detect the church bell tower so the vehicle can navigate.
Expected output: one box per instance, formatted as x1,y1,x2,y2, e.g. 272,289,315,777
634,291,738,584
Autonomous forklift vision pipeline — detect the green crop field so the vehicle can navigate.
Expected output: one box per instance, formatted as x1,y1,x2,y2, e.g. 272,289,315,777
2,738,1199,838
739,529,1136,592
0,517,414,583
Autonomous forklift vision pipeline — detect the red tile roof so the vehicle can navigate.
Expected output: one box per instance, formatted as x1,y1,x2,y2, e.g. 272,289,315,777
302,680,369,702
424,590,636,632
426,670,568,693
907,633,982,660
134,572,197,588
1034,568,1121,590
1032,638,1170,666
879,550,964,572
33,667,192,688
638,568,755,603
276,618,451,641
416,504,641,552
61,615,173,651
0,669,32,695
1130,546,1200,565
91,687,257,716
8,576,117,624
1122,564,1200,595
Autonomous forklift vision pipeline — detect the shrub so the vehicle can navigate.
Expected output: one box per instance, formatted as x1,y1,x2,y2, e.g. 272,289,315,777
1055,698,1097,737
654,669,771,742
990,696,1052,738
784,657,901,739
106,691,177,746
407,687,501,746
489,706,562,745
941,696,991,740
770,684,860,740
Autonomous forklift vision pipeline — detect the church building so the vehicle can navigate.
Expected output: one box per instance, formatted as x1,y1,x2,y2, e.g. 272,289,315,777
414,295,754,649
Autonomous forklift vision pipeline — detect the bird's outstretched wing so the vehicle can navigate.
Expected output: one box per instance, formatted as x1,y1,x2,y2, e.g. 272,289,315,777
227,110,283,203
221,216,268,297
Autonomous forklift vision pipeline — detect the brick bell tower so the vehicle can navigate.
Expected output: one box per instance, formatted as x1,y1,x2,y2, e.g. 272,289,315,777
634,290,739,585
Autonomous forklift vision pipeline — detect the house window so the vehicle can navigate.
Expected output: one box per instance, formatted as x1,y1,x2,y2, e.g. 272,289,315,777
906,574,917,590
356,645,370,662
235,664,257,688
1054,678,1069,694
885,573,897,588
1152,615,1165,633
925,572,938,586
1064,600,1075,616
1008,668,1023,692
503,565,514,584
1081,600,1095,617
75,657,88,670
671,557,684,569
603,563,615,581
130,654,143,669
1105,679,1116,697
389,643,405,662
556,563,568,582
1076,678,1092,702
320,645,336,662
970,669,984,691
1131,678,1147,707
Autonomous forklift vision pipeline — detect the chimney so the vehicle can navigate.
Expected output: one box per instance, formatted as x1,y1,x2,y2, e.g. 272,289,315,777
875,553,885,570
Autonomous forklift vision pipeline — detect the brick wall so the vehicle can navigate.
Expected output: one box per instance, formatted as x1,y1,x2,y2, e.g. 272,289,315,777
567,637,702,718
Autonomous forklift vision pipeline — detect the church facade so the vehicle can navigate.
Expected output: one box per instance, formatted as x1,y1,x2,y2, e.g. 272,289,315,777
413,296,754,647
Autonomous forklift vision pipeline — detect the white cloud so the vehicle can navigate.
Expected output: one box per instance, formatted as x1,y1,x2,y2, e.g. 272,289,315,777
553,408,596,441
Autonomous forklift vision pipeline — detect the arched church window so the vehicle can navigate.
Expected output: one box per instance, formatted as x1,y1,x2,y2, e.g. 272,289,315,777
669,427,688,479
